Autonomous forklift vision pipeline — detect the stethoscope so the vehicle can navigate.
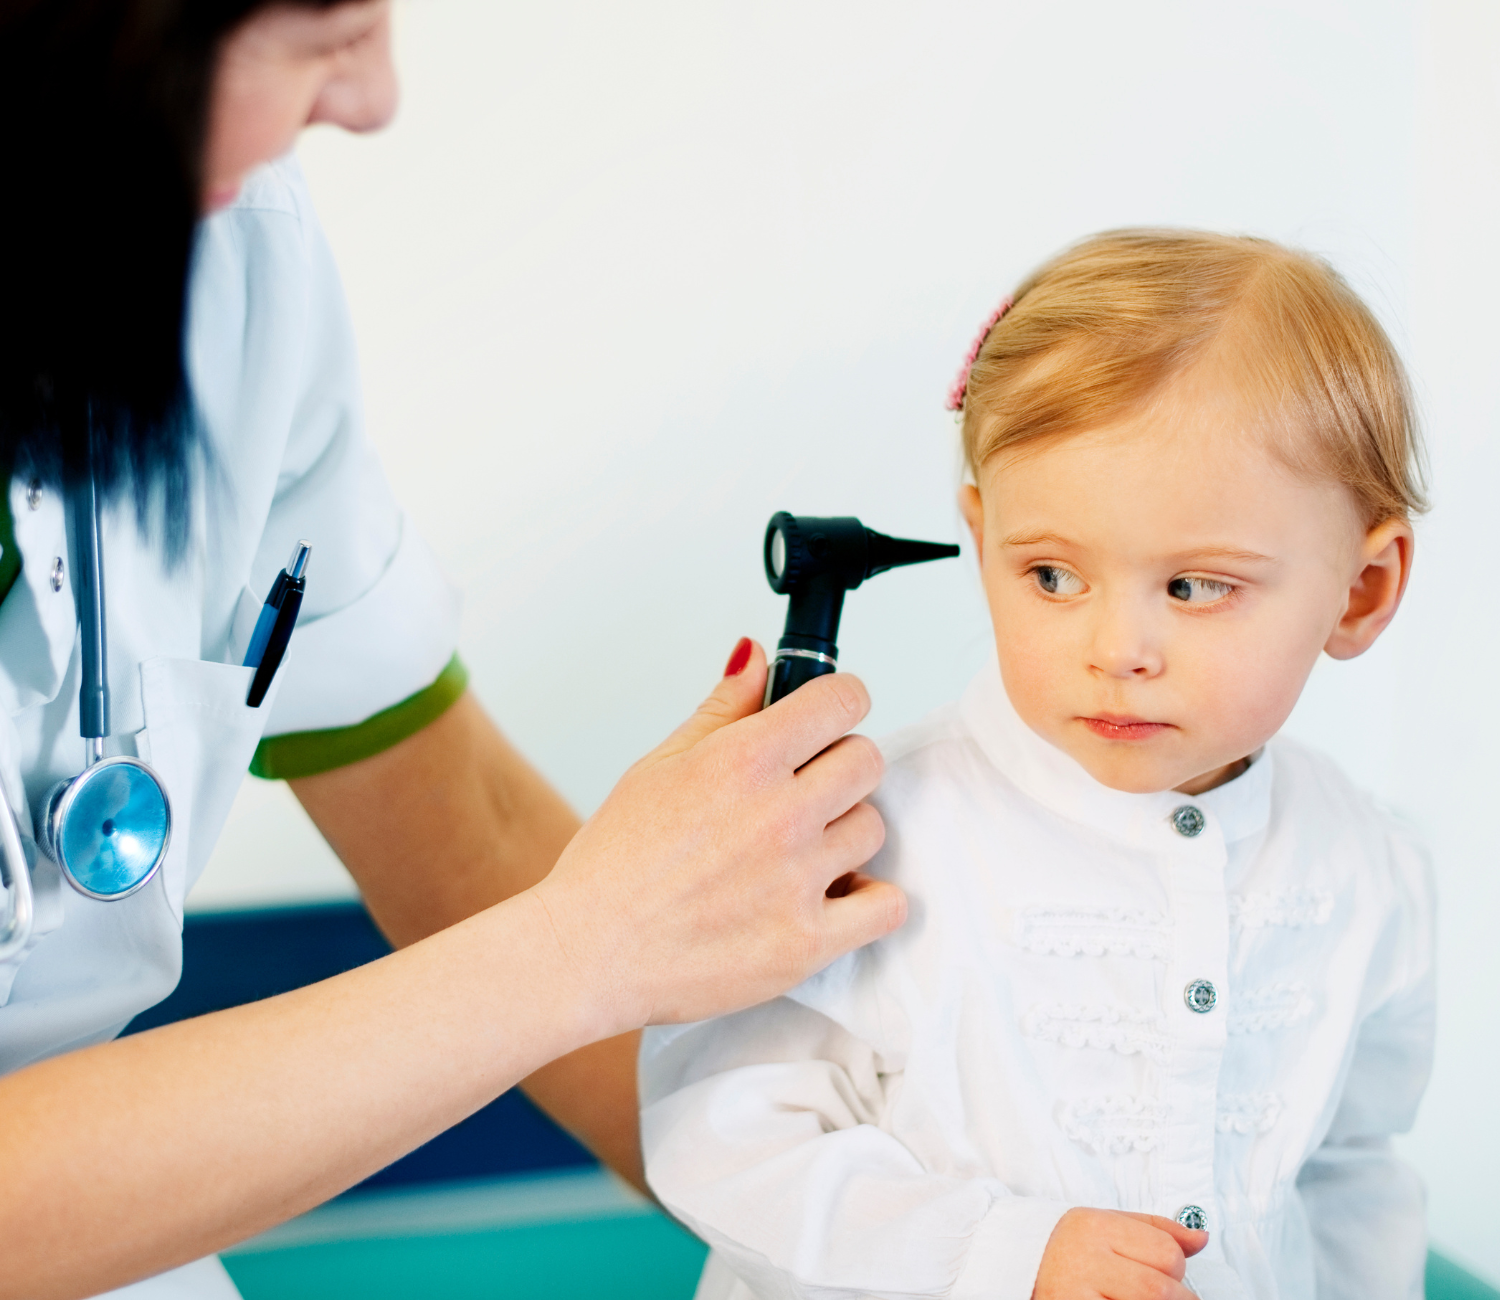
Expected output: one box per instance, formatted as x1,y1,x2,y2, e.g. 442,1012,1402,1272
0,450,172,960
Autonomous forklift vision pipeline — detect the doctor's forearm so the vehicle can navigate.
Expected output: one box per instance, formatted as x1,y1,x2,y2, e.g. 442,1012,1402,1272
290,692,582,944
290,689,647,1192
0,892,608,1300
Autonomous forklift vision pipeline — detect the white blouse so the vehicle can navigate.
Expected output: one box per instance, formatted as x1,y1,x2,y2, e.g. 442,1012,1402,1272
641,661,1435,1300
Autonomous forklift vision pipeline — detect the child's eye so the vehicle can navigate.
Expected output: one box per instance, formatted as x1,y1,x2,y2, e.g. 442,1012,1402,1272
1031,565,1086,596
1167,576,1234,604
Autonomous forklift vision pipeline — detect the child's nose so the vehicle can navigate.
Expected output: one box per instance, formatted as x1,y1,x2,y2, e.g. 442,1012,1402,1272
1088,602,1165,679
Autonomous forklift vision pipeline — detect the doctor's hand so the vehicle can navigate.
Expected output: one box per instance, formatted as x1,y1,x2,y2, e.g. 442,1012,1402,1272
0,639,896,1299
1033,1208,1208,1300
531,637,905,1032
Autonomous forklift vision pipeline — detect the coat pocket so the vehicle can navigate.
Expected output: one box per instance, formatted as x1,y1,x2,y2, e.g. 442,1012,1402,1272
137,658,280,922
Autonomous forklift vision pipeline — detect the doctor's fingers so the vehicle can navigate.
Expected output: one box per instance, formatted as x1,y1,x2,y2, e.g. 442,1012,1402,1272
819,871,908,963
649,639,769,763
789,732,886,829
644,659,868,779
743,673,874,776
818,799,886,877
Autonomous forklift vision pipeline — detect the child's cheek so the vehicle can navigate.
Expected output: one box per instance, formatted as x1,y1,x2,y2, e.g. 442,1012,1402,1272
1193,619,1317,755
988,586,1070,733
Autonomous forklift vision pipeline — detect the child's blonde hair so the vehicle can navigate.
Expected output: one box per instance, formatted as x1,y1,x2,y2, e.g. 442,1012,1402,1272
960,229,1427,524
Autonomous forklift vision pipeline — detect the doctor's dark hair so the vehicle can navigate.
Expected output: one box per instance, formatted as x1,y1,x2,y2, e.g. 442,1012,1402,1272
960,229,1427,527
0,0,340,553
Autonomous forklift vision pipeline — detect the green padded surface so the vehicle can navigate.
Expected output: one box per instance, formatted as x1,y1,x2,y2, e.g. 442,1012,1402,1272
222,1170,1497,1300
226,1229,1499,1300
225,1214,708,1300
1431,1252,1500,1300
224,1170,710,1300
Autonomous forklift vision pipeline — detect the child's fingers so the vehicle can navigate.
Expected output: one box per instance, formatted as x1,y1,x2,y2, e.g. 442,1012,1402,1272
1105,1263,1199,1300
1106,1215,1189,1281
1171,1225,1209,1258
1117,1212,1209,1265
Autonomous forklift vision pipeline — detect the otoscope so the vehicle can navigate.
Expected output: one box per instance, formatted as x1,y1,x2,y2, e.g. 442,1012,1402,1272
762,511,960,706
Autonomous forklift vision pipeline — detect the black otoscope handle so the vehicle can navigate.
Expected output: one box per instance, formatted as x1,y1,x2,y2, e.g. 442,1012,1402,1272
765,643,837,706
765,585,845,706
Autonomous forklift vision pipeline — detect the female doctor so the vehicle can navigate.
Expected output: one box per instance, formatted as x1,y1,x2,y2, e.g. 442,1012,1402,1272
0,3,904,1297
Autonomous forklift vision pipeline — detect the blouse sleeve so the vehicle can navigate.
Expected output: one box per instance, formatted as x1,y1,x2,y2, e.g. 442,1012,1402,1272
1294,832,1436,1300
641,983,1070,1300
188,154,463,762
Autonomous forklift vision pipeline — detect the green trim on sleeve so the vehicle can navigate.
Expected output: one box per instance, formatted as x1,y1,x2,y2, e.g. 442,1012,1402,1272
249,654,469,781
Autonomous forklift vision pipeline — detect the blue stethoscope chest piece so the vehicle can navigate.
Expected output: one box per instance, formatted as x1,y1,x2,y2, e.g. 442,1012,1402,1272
41,756,170,900
32,444,173,901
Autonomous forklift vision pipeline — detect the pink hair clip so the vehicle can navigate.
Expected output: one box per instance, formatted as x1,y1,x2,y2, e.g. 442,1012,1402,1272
945,297,1013,412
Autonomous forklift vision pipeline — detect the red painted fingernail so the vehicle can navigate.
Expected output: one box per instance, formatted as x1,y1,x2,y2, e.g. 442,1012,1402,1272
723,637,752,677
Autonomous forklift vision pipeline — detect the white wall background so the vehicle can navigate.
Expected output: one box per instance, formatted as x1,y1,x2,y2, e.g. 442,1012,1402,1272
187,0,1500,1279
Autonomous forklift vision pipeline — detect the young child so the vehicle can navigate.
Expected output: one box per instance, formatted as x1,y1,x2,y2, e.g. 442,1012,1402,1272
640,230,1435,1300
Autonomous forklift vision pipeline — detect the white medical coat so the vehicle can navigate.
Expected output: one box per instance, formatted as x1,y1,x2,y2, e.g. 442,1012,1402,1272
641,661,1436,1300
0,157,461,1297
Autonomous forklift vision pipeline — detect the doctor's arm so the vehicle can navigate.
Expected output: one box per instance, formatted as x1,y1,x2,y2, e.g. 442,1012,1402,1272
289,687,647,1189
0,658,903,1300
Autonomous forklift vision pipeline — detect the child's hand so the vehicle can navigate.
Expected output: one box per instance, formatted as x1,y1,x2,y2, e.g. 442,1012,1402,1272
1033,1208,1208,1300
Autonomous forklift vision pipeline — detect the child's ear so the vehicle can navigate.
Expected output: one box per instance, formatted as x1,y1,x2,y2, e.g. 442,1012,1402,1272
958,484,985,557
1324,518,1415,660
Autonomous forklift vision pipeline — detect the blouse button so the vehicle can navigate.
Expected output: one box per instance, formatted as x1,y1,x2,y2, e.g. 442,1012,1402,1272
1176,1205,1208,1231
1171,805,1205,837
25,480,41,510
49,557,64,592
1184,979,1217,1013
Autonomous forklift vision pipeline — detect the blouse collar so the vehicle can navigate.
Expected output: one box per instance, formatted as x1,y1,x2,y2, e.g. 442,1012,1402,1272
958,659,1273,850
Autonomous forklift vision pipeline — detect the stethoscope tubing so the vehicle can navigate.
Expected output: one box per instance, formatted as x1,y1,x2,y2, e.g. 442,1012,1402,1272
0,424,175,952
39,430,172,902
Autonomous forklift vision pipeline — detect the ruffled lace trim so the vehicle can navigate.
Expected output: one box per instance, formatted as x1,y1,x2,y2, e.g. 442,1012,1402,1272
1228,887,1333,930
1215,1091,1283,1134
1058,1095,1167,1154
1228,982,1312,1034
1058,1091,1284,1153
1016,906,1170,961
1021,1003,1171,1061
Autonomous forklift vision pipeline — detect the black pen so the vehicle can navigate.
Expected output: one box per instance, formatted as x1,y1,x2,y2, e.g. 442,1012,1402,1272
244,541,310,708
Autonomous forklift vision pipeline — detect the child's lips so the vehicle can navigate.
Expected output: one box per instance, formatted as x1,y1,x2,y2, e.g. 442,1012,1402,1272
1080,715,1174,741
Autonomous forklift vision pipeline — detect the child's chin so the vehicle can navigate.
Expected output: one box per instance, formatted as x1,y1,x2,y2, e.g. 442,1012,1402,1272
1070,749,1185,796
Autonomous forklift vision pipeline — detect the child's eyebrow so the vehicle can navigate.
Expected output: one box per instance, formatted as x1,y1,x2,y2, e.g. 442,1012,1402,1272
1174,546,1279,566
1000,531,1277,567
1000,530,1074,549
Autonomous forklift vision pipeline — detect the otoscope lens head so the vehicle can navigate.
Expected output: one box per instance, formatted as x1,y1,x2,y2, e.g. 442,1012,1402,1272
765,512,804,594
